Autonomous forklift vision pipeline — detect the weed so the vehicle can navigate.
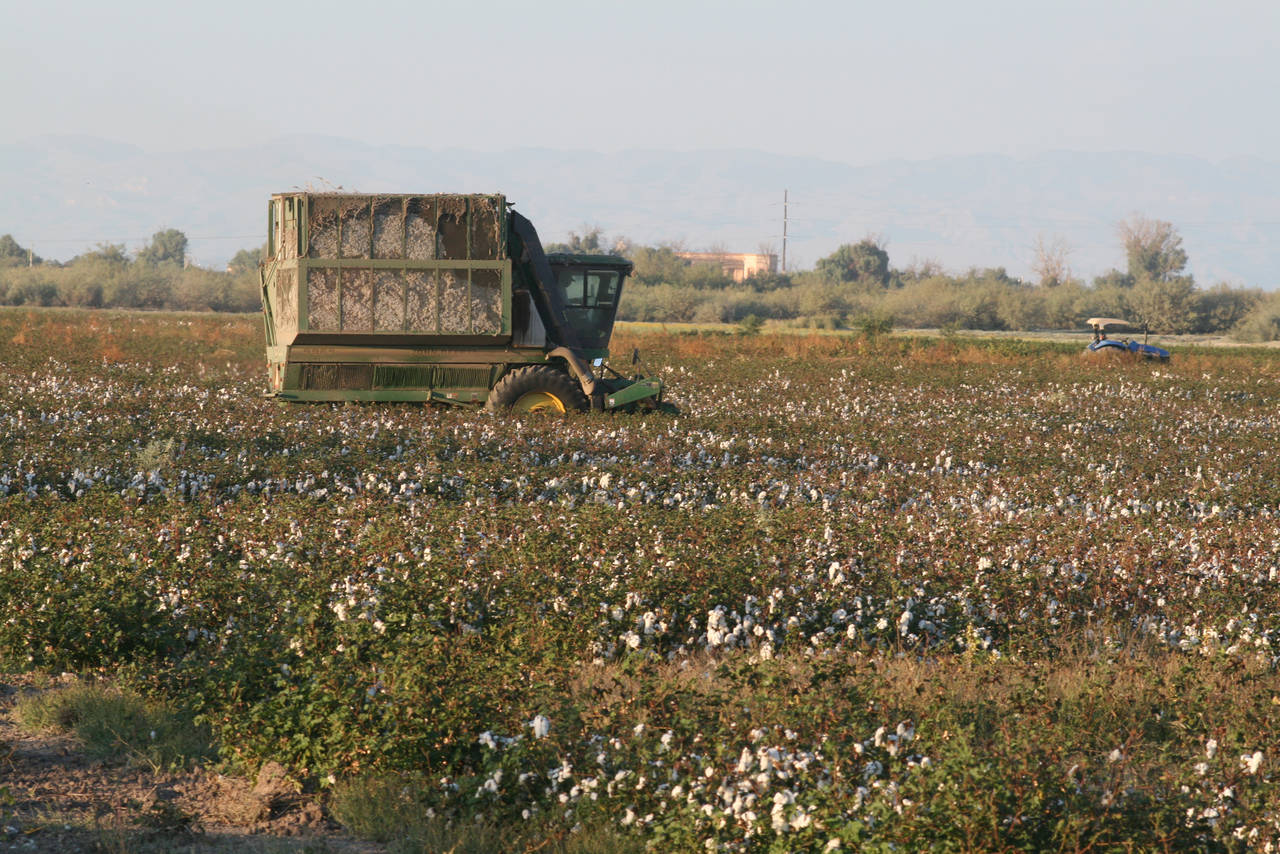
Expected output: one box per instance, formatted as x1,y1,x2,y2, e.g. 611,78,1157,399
15,682,214,771
135,438,176,473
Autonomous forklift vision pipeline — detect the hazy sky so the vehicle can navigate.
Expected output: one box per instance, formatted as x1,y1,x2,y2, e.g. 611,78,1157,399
4,0,1277,163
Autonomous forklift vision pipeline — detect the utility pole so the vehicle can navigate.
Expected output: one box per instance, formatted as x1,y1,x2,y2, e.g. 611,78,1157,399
782,189,789,273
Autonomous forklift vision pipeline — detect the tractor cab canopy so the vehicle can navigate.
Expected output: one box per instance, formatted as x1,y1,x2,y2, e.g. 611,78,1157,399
544,253,634,353
1086,317,1133,331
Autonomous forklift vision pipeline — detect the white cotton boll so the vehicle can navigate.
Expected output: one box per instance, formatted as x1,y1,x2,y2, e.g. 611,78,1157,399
1241,751,1264,775
1108,749,1123,763
1206,738,1219,759
897,610,912,634
529,715,551,739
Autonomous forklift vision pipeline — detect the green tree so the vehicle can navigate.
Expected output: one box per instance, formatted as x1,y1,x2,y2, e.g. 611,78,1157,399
816,238,890,287
136,229,188,266
0,235,41,267
227,245,265,274
1092,268,1136,290
1113,217,1196,333
545,227,604,255
1230,291,1280,342
1118,216,1187,282
75,243,130,266
1126,274,1197,334
1194,283,1261,334
742,272,793,292
629,245,692,286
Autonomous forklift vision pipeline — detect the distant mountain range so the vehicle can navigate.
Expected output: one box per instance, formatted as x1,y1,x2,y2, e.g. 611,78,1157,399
2,135,1277,287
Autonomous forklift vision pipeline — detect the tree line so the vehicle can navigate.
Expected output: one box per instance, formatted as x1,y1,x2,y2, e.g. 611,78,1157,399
565,216,1278,342
0,230,261,313
4,217,1279,341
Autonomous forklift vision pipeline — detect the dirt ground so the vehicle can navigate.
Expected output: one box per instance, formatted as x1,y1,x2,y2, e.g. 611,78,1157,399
0,678,384,854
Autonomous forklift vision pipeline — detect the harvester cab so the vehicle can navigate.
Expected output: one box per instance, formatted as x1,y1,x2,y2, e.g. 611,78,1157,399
544,254,627,354
535,252,667,412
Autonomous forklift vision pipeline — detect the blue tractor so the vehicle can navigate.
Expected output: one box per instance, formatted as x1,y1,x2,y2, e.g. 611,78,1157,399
1086,317,1170,361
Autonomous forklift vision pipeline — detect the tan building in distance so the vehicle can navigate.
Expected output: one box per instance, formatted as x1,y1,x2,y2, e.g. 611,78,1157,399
674,251,778,283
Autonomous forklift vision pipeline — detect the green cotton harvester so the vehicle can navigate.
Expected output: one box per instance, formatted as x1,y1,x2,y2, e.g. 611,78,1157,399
258,192,668,412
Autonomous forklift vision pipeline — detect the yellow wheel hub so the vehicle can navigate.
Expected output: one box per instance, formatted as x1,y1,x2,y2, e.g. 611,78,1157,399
512,391,566,413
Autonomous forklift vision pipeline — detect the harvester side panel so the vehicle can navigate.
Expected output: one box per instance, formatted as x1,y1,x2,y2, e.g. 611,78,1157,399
263,193,512,348
261,192,529,401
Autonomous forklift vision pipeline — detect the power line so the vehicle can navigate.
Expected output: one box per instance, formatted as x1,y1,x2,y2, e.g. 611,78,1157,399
21,234,260,244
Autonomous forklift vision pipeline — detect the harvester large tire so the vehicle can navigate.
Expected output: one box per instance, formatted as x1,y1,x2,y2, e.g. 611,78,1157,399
486,365,589,414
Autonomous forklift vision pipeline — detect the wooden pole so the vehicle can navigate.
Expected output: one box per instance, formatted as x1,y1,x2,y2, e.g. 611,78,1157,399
782,189,788,273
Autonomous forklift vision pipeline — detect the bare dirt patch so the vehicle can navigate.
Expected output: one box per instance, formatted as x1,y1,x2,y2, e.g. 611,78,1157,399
0,677,383,854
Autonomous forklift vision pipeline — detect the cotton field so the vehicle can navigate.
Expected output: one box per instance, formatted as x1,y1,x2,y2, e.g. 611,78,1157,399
2,309,1280,852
